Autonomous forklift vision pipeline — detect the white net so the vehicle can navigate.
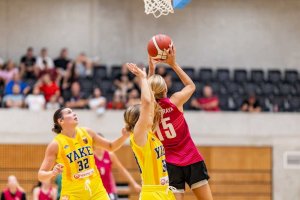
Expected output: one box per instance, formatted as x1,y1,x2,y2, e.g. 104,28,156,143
144,0,174,18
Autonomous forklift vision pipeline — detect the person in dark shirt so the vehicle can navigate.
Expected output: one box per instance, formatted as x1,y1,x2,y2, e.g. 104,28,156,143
241,94,262,112
54,48,71,72
20,47,37,79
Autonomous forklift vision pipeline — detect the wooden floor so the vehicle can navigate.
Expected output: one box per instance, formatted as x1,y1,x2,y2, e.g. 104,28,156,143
0,145,272,200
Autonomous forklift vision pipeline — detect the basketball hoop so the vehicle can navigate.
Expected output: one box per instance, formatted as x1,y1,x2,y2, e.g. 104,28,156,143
144,0,174,18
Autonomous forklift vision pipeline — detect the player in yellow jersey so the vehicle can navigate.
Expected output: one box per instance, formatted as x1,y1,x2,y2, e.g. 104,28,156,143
123,63,175,200
38,107,130,200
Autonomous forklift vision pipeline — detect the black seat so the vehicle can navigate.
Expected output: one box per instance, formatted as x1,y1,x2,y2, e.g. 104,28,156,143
169,81,184,94
285,70,298,84
95,79,115,96
93,65,107,80
219,95,229,111
111,65,122,80
183,67,196,80
251,70,264,83
199,68,213,83
78,77,93,96
268,70,282,84
279,83,293,97
261,82,279,96
234,69,248,83
243,82,260,96
216,69,230,82
225,82,241,95
288,97,300,112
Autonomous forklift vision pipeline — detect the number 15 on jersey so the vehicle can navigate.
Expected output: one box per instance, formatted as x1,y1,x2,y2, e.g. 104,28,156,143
156,117,177,141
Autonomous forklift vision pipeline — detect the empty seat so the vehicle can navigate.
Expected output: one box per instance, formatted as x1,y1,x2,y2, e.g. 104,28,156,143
78,77,93,96
218,95,229,111
234,69,248,83
111,65,122,80
251,70,264,83
199,68,213,83
284,70,298,84
279,83,293,97
288,97,300,112
95,79,115,95
169,81,184,94
93,65,107,80
268,70,282,84
225,82,241,95
183,67,196,80
261,82,279,96
216,69,230,82
243,82,259,96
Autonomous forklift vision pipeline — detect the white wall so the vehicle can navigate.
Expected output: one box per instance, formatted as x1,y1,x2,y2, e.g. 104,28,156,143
1,110,300,199
1,0,300,69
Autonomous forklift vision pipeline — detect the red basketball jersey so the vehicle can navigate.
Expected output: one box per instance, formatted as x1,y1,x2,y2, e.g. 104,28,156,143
156,98,203,166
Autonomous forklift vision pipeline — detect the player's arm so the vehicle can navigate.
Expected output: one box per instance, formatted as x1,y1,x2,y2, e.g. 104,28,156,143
32,187,39,200
51,187,58,200
85,127,129,152
148,56,158,78
110,153,141,192
127,63,154,146
165,46,195,111
38,141,63,182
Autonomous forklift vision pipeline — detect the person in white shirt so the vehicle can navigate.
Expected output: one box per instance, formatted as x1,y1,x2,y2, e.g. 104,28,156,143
36,48,54,70
25,86,46,111
89,87,106,115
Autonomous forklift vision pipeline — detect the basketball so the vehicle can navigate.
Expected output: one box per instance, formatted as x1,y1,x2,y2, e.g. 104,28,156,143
147,34,173,60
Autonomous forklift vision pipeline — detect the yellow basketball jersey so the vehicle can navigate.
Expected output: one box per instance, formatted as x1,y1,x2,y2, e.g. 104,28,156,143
130,131,169,186
54,127,106,197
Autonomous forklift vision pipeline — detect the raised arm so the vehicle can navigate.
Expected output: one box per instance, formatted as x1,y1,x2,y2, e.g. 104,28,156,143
127,63,154,146
86,127,129,152
164,46,195,111
38,141,63,182
148,56,158,78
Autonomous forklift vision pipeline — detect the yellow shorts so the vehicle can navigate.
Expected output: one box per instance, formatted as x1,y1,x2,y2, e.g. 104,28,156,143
139,185,176,200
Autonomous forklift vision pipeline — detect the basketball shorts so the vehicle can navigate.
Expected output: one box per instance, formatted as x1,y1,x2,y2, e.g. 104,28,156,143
167,160,210,192
139,185,176,200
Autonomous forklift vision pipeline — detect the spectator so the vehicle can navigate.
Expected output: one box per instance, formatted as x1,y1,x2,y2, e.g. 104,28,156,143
1,175,26,200
241,94,262,112
0,60,19,84
88,87,106,115
4,72,30,95
36,48,54,71
46,95,60,110
74,53,93,78
54,48,72,84
25,86,45,111
126,88,140,108
190,85,220,111
37,74,60,102
2,84,24,108
32,181,57,200
64,81,88,109
107,90,125,110
20,47,37,79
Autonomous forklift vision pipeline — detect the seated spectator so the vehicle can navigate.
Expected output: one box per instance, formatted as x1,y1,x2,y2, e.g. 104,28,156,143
64,81,88,109
113,64,135,101
37,74,60,102
54,48,72,84
107,90,125,110
38,60,58,82
46,95,61,110
241,94,262,112
1,175,26,200
190,85,220,111
4,72,30,95
88,87,106,115
36,48,54,71
32,180,57,200
0,60,19,84
126,88,140,108
25,86,45,111
2,84,24,108
74,53,93,78
20,47,38,79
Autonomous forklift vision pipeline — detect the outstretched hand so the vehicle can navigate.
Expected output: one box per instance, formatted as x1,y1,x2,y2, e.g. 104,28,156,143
126,63,147,78
52,163,64,177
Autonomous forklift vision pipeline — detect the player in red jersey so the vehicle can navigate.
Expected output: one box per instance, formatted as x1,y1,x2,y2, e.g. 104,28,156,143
148,45,213,200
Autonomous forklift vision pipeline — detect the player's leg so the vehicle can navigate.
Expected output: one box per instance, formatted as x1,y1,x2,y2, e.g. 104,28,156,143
185,161,212,200
166,163,185,200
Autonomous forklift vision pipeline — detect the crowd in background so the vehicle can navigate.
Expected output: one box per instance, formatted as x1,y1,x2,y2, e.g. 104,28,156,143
0,47,267,114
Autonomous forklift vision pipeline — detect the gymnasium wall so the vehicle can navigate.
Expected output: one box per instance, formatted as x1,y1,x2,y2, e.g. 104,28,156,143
1,0,300,69
0,110,300,199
